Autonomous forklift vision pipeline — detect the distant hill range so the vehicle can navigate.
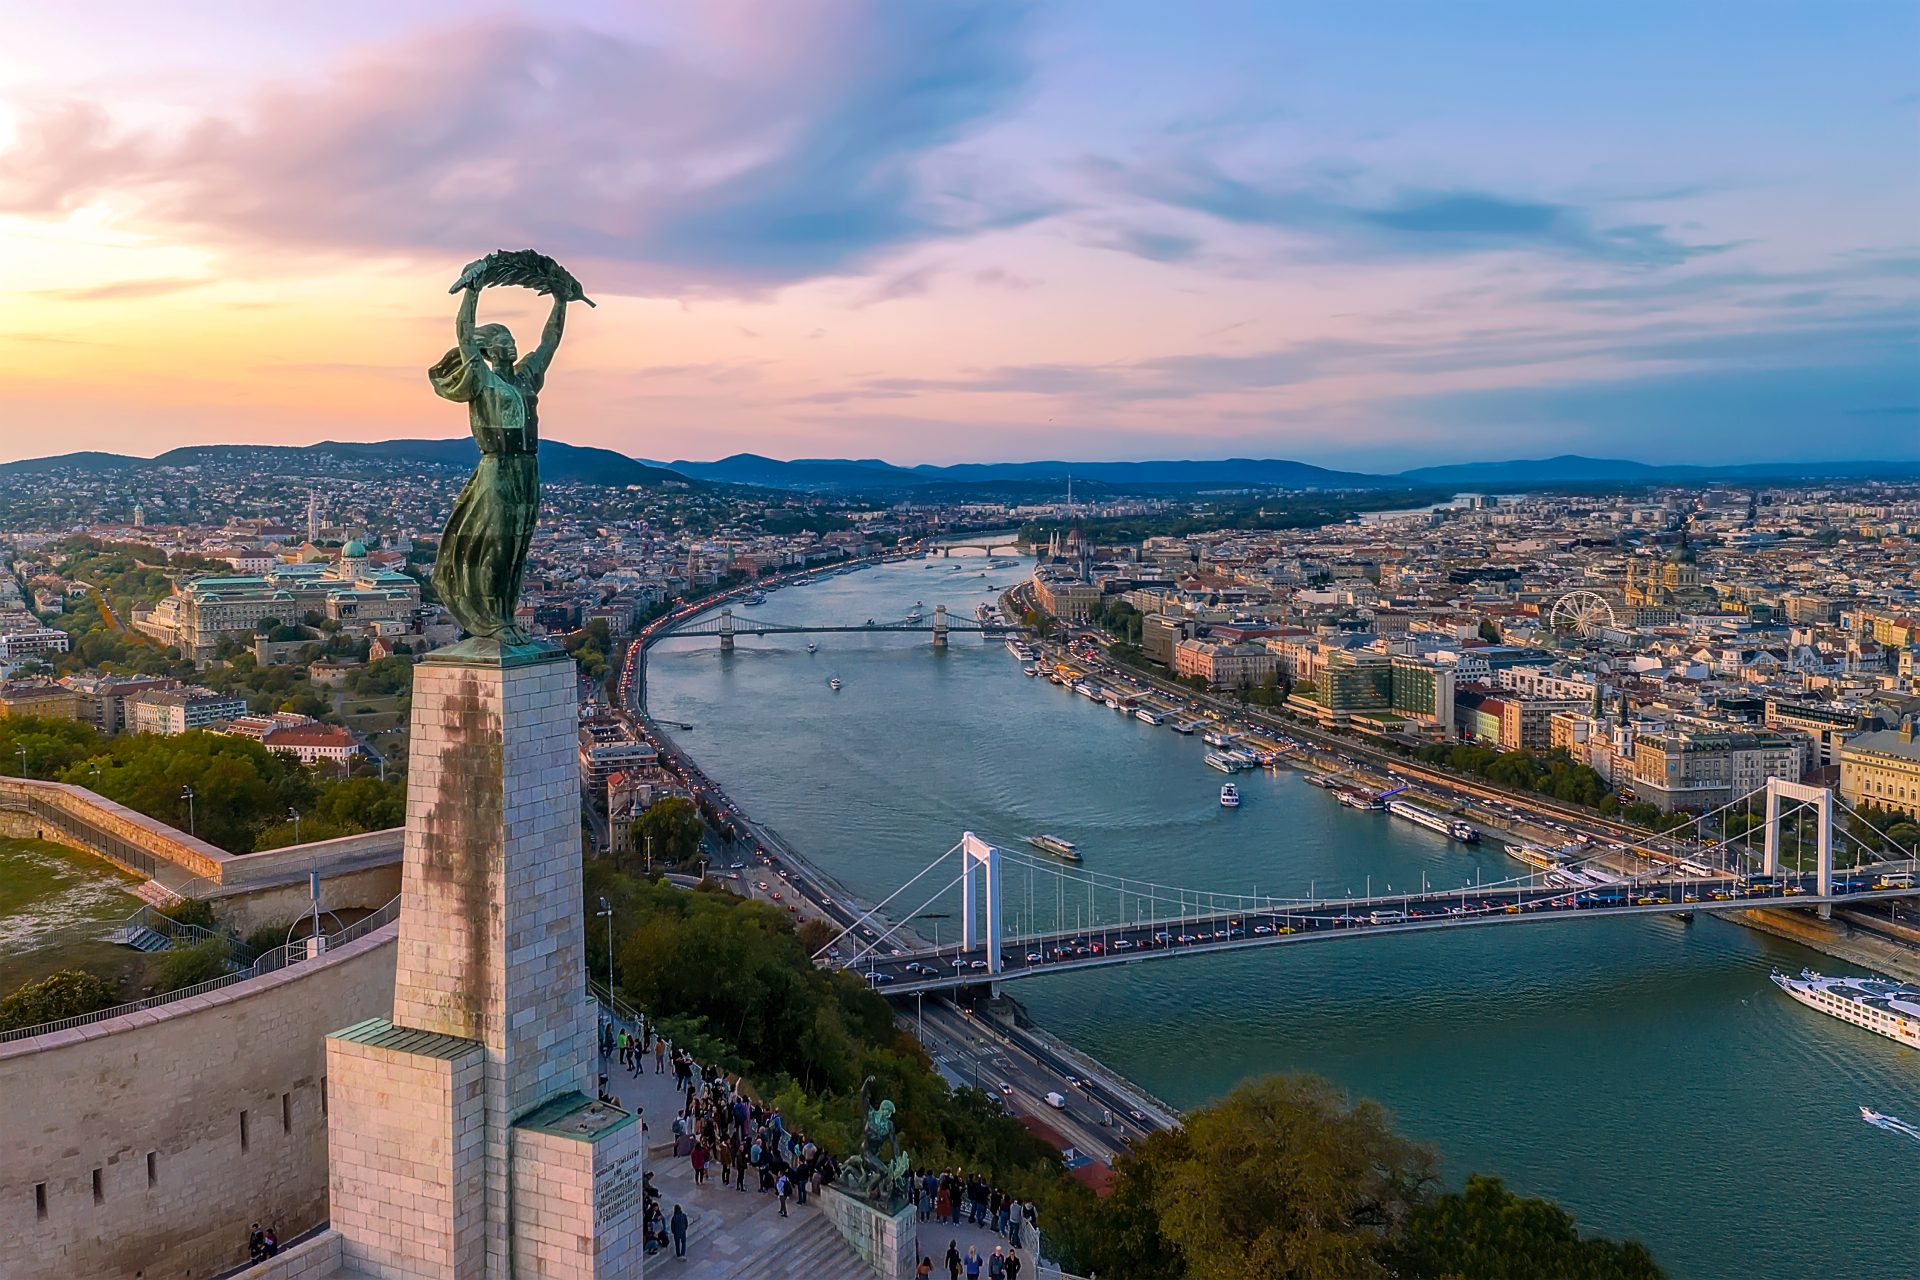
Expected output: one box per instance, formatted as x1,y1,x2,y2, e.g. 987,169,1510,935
5,442,1916,493
664,451,1920,492
1396,454,1920,486
663,453,1383,490
0,439,687,487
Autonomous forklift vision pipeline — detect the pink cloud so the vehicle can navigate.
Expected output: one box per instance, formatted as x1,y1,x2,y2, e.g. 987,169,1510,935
0,4,1043,295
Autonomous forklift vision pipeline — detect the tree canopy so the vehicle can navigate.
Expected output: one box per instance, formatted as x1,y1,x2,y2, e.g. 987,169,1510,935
1046,1077,1662,1280
624,795,704,870
2,715,402,852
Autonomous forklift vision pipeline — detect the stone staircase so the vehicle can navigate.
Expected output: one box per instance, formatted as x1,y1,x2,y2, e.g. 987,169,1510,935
726,1210,862,1280
127,926,172,952
133,878,186,908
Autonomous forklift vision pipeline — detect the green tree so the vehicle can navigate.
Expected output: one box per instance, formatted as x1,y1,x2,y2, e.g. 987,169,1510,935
625,796,704,870
154,937,233,992
1477,619,1502,643
1392,1175,1663,1280
0,969,117,1032
0,715,102,778
1156,1075,1434,1280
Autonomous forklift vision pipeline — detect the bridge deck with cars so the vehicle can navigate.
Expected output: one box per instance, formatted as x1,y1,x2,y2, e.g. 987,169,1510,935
850,876,1920,994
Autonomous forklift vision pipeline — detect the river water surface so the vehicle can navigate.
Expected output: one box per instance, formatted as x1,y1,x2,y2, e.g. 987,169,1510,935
648,555,1916,1280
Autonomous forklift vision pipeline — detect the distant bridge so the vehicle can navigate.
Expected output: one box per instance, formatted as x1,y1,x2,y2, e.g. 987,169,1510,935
658,604,1019,650
931,540,1026,557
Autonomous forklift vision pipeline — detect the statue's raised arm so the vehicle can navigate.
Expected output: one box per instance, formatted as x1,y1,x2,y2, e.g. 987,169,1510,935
518,294,567,387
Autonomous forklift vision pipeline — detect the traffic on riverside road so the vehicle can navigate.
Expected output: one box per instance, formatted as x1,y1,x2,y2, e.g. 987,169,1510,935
839,873,1919,995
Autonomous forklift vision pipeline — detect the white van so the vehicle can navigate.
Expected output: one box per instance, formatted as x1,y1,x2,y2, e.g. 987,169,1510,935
1044,1091,1068,1110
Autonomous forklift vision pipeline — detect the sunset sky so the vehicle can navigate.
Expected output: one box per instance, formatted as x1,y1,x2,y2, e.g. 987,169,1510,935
1,2,1914,468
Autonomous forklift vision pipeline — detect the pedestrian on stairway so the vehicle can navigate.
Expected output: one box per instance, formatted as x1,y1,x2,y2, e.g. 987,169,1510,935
945,1240,961,1280
669,1203,688,1260
776,1171,791,1218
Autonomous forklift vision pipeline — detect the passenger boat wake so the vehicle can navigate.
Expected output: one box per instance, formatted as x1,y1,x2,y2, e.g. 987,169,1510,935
1860,1107,1920,1144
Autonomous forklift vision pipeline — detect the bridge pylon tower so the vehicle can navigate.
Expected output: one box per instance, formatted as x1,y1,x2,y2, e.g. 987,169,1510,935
932,604,948,648
959,832,1003,975
719,608,734,652
1762,777,1834,918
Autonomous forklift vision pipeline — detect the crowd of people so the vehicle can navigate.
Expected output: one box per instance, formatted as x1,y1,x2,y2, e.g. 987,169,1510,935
915,1168,1034,1279
600,1012,844,1262
924,1238,1025,1280
598,1013,1038,1278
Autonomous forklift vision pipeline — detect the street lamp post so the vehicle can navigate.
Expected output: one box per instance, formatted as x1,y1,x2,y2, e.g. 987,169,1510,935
181,785,196,837
15,746,25,777
289,808,301,845
596,897,615,993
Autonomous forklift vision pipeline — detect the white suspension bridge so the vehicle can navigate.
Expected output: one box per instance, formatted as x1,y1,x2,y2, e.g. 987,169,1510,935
810,778,1920,995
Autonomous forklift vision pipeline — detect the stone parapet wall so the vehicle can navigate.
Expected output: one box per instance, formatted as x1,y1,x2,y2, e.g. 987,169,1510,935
0,924,398,1280
0,774,402,893
0,773,229,880
219,828,406,889
229,1229,344,1279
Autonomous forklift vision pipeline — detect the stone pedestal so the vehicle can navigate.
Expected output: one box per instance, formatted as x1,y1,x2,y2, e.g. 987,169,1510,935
511,1093,645,1277
818,1186,916,1280
324,645,640,1278
327,1020,489,1279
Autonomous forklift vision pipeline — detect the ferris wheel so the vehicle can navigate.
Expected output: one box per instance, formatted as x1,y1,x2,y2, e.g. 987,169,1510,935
1548,590,1616,637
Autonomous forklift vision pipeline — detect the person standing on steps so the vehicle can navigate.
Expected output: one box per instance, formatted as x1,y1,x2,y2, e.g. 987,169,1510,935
669,1202,689,1259
946,1239,962,1280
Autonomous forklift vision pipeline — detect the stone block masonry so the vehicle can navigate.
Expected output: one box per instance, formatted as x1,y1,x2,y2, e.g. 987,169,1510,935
819,1185,917,1280
326,643,639,1278
510,1092,645,1278
0,924,397,1280
393,650,592,1113
327,1019,489,1280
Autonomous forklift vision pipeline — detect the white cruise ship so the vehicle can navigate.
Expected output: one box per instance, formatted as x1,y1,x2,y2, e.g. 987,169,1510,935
1772,969,1920,1049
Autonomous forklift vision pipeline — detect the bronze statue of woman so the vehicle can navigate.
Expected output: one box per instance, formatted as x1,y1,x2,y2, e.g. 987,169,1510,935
427,250,590,646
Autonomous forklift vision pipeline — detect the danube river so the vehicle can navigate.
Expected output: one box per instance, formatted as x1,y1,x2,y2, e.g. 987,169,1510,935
648,555,1918,1280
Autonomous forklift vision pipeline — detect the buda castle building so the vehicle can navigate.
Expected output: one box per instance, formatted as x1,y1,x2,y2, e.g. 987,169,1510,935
134,540,422,662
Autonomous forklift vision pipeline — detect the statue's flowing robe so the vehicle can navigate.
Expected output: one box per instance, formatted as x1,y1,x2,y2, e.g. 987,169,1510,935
427,347,542,641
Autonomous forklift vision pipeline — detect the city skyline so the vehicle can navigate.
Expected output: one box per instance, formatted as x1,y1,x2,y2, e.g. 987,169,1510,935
1,1,1915,468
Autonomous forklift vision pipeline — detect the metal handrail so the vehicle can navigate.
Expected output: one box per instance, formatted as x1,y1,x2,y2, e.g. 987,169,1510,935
0,895,402,1046
587,975,645,1028
119,902,232,953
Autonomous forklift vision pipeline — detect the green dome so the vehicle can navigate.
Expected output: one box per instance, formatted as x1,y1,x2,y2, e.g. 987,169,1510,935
342,539,368,558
